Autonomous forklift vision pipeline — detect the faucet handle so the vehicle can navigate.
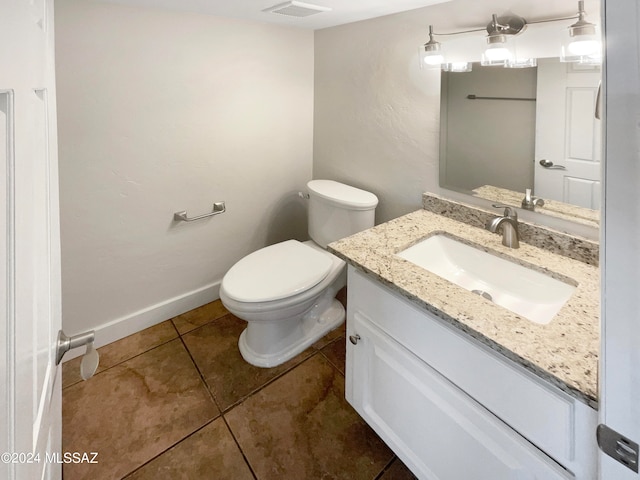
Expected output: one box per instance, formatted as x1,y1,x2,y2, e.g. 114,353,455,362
491,204,518,219
521,189,545,210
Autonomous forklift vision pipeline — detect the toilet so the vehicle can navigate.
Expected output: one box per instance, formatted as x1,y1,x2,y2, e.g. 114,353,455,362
220,180,378,368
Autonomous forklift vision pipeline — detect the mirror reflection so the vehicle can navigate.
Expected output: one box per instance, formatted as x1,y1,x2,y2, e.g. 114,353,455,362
439,58,601,224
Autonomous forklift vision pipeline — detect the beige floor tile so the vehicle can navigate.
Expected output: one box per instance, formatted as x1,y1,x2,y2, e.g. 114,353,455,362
171,300,229,335
62,321,178,389
124,418,253,480
62,339,218,480
225,354,393,480
182,313,315,411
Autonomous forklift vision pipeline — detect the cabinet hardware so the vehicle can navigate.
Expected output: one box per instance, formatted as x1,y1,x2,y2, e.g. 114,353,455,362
349,334,361,345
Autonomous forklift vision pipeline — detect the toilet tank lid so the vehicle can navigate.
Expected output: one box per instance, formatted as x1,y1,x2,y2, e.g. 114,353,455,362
307,180,378,210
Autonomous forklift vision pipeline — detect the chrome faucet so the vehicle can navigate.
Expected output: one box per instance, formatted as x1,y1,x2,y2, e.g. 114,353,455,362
486,205,520,248
521,188,544,211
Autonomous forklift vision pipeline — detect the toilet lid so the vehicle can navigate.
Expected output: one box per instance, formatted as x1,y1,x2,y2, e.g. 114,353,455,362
222,240,333,303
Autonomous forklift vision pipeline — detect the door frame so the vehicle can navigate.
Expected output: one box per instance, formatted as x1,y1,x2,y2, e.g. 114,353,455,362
599,0,640,478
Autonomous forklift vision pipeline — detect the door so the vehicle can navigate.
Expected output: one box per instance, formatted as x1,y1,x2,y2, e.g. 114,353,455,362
1,1,62,479
534,58,601,209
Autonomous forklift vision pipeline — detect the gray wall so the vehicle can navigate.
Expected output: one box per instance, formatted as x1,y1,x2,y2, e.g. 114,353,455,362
313,11,440,224
441,65,536,194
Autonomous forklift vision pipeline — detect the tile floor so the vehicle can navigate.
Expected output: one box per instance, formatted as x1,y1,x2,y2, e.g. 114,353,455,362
62,297,417,480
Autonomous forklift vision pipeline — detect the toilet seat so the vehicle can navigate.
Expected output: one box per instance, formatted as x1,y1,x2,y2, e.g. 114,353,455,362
222,240,333,303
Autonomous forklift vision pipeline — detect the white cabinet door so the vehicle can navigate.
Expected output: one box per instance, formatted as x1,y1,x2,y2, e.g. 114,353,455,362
346,311,572,480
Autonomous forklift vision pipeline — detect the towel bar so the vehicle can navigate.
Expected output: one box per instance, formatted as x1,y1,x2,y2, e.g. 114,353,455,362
467,94,536,101
174,201,226,222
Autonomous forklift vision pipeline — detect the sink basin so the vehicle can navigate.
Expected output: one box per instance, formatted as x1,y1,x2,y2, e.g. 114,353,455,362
396,234,576,324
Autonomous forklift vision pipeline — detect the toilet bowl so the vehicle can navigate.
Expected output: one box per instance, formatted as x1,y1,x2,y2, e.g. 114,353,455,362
220,240,346,367
220,180,378,368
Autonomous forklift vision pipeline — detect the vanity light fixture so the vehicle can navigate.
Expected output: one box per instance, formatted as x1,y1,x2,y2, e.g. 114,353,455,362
423,1,600,72
561,0,602,63
481,14,527,66
421,25,444,66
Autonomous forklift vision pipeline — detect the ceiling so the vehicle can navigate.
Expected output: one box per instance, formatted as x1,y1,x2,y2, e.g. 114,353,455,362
92,0,453,30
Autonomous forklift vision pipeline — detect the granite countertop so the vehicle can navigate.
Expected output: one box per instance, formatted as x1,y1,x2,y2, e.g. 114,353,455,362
328,209,600,408
472,185,600,228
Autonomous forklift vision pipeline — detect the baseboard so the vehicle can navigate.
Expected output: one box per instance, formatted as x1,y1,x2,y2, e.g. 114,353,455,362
63,281,221,361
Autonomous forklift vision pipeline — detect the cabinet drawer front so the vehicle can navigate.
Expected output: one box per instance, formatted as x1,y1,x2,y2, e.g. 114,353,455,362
348,267,579,466
347,313,572,480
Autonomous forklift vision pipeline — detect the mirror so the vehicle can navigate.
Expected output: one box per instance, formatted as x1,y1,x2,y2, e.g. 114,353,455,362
439,58,601,226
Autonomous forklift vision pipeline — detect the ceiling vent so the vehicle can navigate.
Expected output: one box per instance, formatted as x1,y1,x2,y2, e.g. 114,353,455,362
262,1,331,18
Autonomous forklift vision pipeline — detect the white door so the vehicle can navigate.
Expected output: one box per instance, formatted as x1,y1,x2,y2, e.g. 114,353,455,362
534,58,601,209
599,0,640,479
1,1,62,479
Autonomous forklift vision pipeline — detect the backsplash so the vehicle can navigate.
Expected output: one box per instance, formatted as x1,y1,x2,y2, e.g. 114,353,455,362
423,193,599,267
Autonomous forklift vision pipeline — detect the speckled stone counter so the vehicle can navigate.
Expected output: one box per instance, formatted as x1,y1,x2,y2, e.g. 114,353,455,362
328,209,599,408
423,192,599,266
472,185,600,228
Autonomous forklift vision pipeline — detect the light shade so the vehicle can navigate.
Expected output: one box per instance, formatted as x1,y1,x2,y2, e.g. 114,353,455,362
560,0,602,64
423,51,444,66
561,35,601,63
507,58,537,68
482,35,513,66
442,62,473,72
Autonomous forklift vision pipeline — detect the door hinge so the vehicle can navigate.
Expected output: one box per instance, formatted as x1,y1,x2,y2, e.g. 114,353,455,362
597,424,639,473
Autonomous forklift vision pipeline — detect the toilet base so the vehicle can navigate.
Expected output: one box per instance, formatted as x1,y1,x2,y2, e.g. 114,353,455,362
238,299,345,368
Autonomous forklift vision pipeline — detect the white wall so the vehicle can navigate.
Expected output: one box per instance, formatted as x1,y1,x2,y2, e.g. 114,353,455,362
55,0,314,342
313,0,601,225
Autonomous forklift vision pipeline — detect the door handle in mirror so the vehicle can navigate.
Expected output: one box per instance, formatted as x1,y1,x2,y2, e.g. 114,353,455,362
539,159,567,170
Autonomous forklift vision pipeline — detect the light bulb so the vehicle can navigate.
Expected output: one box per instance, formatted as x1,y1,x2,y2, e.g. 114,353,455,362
484,46,511,61
568,39,600,56
423,53,444,66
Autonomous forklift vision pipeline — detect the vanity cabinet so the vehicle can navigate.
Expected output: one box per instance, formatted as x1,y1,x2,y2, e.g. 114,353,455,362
345,266,598,480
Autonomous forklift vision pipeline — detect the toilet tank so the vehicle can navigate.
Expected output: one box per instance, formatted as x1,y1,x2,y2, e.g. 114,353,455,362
307,180,378,248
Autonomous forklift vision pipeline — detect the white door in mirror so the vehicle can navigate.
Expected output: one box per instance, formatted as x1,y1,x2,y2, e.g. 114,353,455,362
534,58,601,209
